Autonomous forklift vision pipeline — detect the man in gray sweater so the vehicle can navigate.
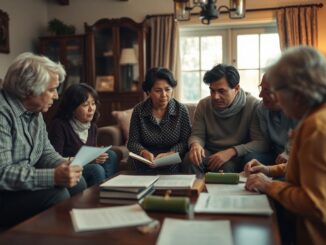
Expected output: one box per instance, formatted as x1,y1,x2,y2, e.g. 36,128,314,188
183,64,268,173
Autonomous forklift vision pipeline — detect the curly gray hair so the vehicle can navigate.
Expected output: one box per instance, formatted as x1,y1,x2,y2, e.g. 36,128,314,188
266,46,326,107
1,52,66,99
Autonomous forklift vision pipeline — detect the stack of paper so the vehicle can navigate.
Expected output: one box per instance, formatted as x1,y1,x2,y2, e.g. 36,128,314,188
99,175,159,204
194,193,273,215
156,218,233,245
153,175,204,196
70,204,153,232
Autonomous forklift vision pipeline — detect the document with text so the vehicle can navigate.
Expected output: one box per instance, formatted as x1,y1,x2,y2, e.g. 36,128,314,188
70,145,111,166
70,204,152,232
129,152,181,167
194,193,273,215
206,183,260,196
100,175,159,189
156,218,233,245
154,175,196,189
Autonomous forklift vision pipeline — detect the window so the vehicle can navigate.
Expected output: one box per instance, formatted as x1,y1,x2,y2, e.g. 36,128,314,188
179,25,281,102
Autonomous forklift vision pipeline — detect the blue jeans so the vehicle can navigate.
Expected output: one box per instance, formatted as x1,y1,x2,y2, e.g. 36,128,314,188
82,150,118,187
0,177,86,227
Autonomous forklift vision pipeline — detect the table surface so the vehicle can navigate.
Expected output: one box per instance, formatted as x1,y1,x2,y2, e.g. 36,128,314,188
0,184,281,245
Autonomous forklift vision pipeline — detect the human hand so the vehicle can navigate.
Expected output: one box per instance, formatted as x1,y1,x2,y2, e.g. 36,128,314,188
244,159,269,177
54,162,83,187
140,150,155,168
245,173,272,193
207,148,236,171
96,153,109,164
189,143,205,166
275,152,288,164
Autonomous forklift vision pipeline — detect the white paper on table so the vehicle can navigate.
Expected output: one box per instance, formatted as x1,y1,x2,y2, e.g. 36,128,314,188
70,204,152,232
206,183,260,195
156,218,233,245
100,175,159,188
129,152,181,168
194,193,273,215
154,175,196,189
70,145,112,166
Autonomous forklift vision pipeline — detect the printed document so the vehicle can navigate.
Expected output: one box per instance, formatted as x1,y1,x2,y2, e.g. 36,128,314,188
154,175,196,189
206,183,260,195
70,145,111,166
156,218,233,245
100,175,159,189
194,193,273,215
70,204,152,232
129,152,181,167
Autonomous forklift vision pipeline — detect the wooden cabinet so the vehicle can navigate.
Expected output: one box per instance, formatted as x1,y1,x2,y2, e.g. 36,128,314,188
38,35,86,127
39,35,86,93
85,17,146,127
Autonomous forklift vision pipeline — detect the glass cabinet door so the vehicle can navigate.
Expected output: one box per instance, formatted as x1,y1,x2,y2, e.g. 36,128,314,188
94,28,115,92
119,27,138,92
42,40,60,62
64,38,85,91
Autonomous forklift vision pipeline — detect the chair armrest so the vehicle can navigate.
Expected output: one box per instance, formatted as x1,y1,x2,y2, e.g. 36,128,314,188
97,125,124,146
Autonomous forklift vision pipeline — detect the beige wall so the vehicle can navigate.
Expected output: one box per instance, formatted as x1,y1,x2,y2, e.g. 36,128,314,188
0,0,47,78
0,0,324,77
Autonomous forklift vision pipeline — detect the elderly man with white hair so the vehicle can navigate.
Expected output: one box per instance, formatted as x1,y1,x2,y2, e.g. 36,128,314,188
0,52,86,227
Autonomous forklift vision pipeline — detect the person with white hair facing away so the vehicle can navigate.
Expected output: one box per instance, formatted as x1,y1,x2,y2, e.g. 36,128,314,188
0,52,86,227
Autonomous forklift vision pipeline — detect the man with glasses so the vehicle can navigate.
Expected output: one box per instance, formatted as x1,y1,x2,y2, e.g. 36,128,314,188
183,64,268,173
247,74,296,165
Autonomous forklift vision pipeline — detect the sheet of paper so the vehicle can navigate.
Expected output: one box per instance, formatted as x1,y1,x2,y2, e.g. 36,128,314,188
70,204,152,232
156,218,233,245
154,175,196,189
100,175,159,188
194,193,273,215
154,152,182,167
70,145,111,166
129,152,181,168
206,183,260,195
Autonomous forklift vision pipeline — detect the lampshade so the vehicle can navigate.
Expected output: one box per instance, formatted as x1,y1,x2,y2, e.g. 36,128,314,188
119,48,138,65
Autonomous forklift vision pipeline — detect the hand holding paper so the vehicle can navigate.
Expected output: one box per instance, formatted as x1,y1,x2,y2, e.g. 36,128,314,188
70,145,112,166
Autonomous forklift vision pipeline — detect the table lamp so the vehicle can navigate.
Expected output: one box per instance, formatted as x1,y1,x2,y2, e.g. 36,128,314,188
120,48,137,91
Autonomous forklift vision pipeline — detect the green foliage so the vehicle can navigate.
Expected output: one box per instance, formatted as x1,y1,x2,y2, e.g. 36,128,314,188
48,18,76,36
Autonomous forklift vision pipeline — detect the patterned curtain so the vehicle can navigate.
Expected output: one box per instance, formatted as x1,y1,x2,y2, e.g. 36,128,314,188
276,6,318,50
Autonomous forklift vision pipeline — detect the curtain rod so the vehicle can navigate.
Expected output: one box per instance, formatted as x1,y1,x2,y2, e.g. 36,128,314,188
146,3,323,19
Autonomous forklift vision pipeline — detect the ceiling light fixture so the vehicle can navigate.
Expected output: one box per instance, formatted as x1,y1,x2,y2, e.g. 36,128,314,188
174,0,246,25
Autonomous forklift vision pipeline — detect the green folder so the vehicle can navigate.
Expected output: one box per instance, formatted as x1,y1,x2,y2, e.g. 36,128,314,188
205,172,239,184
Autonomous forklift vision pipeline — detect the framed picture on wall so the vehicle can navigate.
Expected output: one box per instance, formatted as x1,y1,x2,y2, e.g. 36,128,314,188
0,9,9,53
96,75,115,92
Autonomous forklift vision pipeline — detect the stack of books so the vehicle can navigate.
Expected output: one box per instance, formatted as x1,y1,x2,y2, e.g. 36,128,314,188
153,175,205,196
99,175,159,205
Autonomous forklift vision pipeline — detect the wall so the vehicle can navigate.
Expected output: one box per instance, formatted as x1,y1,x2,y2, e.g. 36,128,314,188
48,0,325,50
0,0,48,78
0,0,325,77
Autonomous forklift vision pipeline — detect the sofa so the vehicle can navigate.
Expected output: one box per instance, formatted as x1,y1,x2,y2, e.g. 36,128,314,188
97,103,197,169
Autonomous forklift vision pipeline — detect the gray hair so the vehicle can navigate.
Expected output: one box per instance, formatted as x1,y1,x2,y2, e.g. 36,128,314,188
1,52,66,99
266,46,326,107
